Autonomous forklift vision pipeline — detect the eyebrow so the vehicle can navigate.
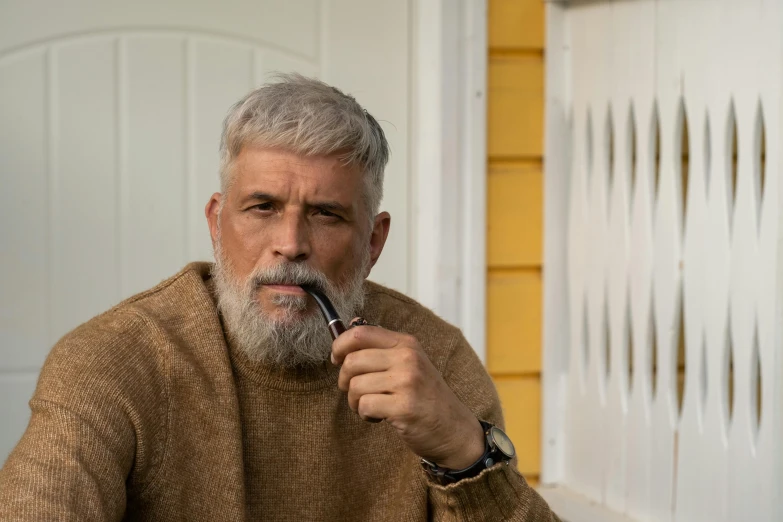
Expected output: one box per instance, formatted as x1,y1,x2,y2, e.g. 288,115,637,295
243,192,277,204
313,201,350,215
242,192,351,215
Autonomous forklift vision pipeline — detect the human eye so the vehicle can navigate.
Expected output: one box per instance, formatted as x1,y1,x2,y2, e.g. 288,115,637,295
315,208,339,218
311,207,346,224
251,202,275,212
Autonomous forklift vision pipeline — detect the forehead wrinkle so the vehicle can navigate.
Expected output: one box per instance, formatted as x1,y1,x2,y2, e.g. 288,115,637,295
231,148,365,212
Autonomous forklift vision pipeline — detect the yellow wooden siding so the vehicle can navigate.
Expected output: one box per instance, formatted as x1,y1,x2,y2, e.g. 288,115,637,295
489,0,545,50
487,270,541,375
486,0,545,483
487,161,542,266
495,376,541,475
488,56,544,158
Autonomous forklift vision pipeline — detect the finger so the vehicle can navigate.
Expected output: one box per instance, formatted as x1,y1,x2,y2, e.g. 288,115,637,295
346,372,394,411
332,326,415,365
356,393,400,422
337,349,395,391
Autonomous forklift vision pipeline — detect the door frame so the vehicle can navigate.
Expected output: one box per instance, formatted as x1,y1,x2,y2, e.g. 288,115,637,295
410,0,488,361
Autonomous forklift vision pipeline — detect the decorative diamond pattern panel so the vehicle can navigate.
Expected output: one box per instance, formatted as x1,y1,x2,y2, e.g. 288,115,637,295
557,1,783,521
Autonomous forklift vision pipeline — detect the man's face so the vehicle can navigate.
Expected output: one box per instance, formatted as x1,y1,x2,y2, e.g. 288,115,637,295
205,147,390,366
211,147,368,317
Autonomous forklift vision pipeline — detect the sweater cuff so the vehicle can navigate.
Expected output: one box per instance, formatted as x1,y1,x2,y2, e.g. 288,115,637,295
426,463,546,521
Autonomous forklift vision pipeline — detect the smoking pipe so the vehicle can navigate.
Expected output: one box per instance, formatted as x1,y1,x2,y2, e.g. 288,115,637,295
299,284,347,341
300,284,382,423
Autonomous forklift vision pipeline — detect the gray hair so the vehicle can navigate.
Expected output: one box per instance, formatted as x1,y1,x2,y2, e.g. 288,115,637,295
219,73,389,222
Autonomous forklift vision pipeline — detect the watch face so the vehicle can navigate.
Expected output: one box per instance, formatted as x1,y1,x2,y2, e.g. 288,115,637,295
490,427,515,458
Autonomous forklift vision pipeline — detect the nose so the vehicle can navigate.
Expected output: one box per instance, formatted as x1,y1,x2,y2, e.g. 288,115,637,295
273,211,311,262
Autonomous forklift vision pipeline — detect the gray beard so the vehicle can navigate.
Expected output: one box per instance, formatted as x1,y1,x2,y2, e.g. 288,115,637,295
211,240,369,369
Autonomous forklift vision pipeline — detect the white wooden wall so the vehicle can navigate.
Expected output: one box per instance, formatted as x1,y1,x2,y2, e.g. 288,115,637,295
0,0,413,461
544,1,783,521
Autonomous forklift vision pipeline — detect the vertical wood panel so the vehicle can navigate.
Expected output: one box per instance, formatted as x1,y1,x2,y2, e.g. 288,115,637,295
751,3,783,519
123,36,187,297
601,5,638,507
188,39,254,262
648,3,689,516
722,2,778,520
51,38,118,340
0,50,48,368
562,2,617,506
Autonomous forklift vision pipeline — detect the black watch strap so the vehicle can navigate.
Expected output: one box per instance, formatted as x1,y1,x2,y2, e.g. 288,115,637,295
421,421,512,485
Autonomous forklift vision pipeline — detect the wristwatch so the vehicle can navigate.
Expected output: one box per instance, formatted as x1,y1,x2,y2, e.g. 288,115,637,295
421,420,516,484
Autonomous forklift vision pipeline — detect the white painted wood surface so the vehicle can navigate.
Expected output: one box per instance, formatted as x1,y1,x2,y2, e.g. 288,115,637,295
544,1,783,521
542,0,570,485
0,0,416,461
412,0,488,360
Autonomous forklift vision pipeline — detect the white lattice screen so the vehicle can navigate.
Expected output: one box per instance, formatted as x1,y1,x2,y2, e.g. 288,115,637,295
543,1,783,521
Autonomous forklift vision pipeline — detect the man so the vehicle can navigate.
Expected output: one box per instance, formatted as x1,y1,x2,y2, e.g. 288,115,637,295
0,74,558,521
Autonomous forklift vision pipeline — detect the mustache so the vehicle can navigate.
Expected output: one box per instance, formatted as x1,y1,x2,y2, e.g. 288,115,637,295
249,262,331,294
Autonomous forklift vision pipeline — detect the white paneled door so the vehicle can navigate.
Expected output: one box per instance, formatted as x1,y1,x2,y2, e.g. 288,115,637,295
0,0,411,460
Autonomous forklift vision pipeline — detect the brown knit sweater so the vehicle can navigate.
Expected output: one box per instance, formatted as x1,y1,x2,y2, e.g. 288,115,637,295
0,262,558,521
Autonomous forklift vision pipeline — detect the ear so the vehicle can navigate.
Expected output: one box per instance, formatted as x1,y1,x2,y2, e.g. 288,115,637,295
205,193,223,247
367,211,391,273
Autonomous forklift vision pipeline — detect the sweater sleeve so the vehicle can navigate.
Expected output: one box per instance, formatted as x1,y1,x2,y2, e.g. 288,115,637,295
425,333,561,522
0,311,168,521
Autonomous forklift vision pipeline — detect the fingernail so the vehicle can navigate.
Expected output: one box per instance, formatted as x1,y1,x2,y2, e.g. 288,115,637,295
330,353,337,365
350,317,368,327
